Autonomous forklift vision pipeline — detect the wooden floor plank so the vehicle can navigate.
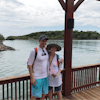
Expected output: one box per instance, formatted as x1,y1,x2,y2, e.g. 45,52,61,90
77,91,92,99
94,88,100,93
94,88,100,92
62,96,70,100
82,90,98,99
74,92,87,99
86,88,100,97
94,86,100,91
71,93,83,100
96,86,100,90
53,96,70,100
67,95,77,100
54,86,100,100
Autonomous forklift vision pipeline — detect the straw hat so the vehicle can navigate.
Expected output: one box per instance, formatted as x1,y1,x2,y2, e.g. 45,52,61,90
47,44,61,51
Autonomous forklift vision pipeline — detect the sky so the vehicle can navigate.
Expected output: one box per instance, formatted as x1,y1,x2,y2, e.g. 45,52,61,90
0,0,100,38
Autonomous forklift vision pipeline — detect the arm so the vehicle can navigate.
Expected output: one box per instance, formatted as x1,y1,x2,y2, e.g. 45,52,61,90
28,65,36,86
56,69,62,78
56,57,64,78
59,58,64,64
28,50,36,86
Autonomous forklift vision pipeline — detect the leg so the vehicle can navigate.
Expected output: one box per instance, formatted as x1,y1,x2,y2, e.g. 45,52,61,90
57,92,62,100
31,96,36,100
42,77,49,99
48,90,53,100
40,94,45,100
31,79,42,100
55,86,62,100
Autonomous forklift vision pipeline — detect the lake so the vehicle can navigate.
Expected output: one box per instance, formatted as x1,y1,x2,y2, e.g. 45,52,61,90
0,39,100,99
0,40,100,79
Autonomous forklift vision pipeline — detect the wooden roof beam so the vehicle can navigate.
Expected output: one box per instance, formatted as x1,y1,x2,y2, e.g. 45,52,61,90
58,0,67,12
74,0,84,12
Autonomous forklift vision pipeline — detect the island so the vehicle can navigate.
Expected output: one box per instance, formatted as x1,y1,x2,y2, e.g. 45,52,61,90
6,30,100,40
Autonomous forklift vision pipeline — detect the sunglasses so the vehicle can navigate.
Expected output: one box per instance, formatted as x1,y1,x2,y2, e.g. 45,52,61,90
42,49,46,56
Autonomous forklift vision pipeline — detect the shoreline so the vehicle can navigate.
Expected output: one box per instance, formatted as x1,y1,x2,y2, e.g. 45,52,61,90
5,38,100,40
0,40,15,51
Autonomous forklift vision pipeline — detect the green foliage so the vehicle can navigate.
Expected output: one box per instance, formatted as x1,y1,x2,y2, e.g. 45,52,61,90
6,36,15,40
0,34,5,40
6,30,100,40
73,31,100,40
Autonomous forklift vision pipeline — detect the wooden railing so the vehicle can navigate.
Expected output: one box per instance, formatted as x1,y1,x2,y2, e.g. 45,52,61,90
1,63,100,99
0,70,65,100
0,74,31,100
71,63,100,93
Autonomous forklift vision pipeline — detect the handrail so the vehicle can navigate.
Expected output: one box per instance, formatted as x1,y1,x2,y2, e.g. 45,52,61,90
0,69,65,83
72,63,100,70
71,63,100,93
0,69,65,100
0,74,30,84
72,80,100,91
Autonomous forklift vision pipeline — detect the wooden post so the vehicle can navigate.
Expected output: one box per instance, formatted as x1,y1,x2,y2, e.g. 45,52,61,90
58,0,85,96
63,0,74,96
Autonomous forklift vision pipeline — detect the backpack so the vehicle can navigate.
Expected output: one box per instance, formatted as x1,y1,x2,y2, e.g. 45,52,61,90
27,47,37,72
27,47,60,70
56,54,60,68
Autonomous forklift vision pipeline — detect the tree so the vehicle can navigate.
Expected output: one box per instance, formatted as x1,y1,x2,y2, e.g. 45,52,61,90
0,34,5,40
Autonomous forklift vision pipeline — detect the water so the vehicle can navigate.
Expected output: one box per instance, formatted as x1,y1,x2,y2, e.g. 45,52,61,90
0,40,100,79
0,40,100,99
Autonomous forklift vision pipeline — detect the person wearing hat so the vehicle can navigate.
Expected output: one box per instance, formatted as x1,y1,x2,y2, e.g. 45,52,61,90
28,34,49,100
47,44,63,100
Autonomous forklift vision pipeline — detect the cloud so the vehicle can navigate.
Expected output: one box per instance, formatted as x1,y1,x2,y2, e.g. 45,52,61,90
0,0,64,27
74,0,100,27
0,0,100,37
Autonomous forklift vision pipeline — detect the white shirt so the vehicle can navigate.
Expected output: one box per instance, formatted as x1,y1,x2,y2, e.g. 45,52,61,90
48,54,63,87
28,46,48,79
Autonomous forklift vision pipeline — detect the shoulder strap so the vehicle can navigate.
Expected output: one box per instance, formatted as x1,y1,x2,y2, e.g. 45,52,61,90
33,47,37,65
31,47,37,73
56,54,59,68
34,47,37,60
27,47,37,70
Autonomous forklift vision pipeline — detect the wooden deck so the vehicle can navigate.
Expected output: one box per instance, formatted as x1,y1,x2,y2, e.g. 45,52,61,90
54,86,100,100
